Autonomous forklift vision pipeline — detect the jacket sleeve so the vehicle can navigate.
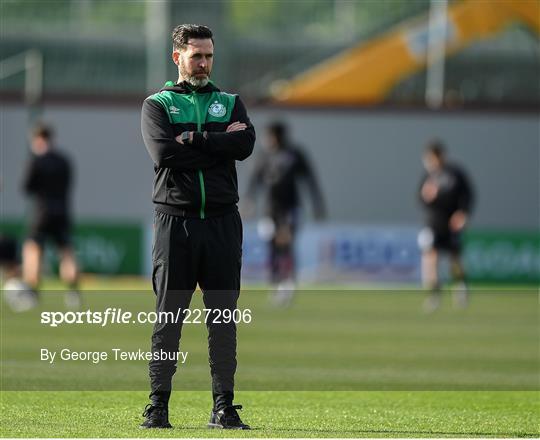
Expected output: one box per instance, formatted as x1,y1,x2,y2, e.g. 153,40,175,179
141,98,219,170
456,168,474,213
297,149,326,219
195,96,256,161
418,173,429,207
22,156,38,195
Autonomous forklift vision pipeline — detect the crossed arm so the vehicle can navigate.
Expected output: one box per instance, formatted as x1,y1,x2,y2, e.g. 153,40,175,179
141,96,255,170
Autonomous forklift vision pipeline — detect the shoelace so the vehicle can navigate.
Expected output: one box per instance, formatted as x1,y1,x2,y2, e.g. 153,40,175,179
142,404,167,420
220,405,243,424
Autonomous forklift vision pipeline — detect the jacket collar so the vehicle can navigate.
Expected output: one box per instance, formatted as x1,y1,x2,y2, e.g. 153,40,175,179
160,80,220,94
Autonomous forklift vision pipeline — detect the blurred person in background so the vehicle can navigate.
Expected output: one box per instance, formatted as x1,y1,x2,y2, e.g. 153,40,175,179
21,124,81,309
140,24,254,430
0,235,38,312
0,235,19,281
245,121,325,306
418,140,474,313
0,175,20,287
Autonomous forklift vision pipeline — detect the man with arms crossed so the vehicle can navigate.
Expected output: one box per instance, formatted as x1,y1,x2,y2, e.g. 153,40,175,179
140,24,255,429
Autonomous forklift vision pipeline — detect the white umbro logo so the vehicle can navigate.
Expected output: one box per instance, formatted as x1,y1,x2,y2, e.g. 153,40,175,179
169,106,180,114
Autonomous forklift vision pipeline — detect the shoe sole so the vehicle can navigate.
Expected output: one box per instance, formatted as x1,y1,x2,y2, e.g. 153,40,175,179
207,423,248,430
139,424,172,429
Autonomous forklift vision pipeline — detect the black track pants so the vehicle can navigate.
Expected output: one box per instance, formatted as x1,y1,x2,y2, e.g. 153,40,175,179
149,209,242,410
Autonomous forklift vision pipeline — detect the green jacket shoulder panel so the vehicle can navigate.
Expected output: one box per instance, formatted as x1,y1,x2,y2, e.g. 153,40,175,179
146,91,178,123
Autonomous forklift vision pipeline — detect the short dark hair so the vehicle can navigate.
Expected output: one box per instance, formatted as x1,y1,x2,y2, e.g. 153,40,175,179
31,123,53,141
425,139,445,159
172,24,213,51
268,121,287,144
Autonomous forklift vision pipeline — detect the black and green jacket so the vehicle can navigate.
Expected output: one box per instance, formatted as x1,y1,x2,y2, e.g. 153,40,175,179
141,80,255,219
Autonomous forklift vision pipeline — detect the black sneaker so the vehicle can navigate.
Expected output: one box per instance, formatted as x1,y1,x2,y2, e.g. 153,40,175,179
208,404,250,430
140,404,172,429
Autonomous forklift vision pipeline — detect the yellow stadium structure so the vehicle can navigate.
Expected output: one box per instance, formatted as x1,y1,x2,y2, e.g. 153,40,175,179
273,0,540,106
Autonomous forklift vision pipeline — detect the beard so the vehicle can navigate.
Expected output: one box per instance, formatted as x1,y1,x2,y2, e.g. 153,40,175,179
180,58,210,88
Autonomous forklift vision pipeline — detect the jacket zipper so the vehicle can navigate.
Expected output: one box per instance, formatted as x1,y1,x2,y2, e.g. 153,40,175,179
192,91,206,219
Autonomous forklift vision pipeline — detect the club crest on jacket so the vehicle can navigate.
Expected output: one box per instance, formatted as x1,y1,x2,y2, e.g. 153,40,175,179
208,101,226,117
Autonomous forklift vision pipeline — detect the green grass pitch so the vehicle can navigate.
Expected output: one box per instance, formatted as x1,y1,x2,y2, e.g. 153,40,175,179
1,277,538,437
2,391,538,437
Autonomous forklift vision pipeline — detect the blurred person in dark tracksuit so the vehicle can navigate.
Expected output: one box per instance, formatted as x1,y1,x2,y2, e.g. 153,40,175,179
22,124,81,309
245,121,325,306
0,174,33,311
0,235,37,312
418,140,474,312
0,235,18,280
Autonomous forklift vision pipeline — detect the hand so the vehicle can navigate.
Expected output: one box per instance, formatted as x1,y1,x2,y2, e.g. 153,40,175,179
421,180,439,203
175,132,193,145
449,210,467,232
226,121,247,132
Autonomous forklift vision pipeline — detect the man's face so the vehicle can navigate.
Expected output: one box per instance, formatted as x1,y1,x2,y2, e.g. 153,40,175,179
423,151,443,173
30,135,50,155
173,38,213,88
265,131,279,151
